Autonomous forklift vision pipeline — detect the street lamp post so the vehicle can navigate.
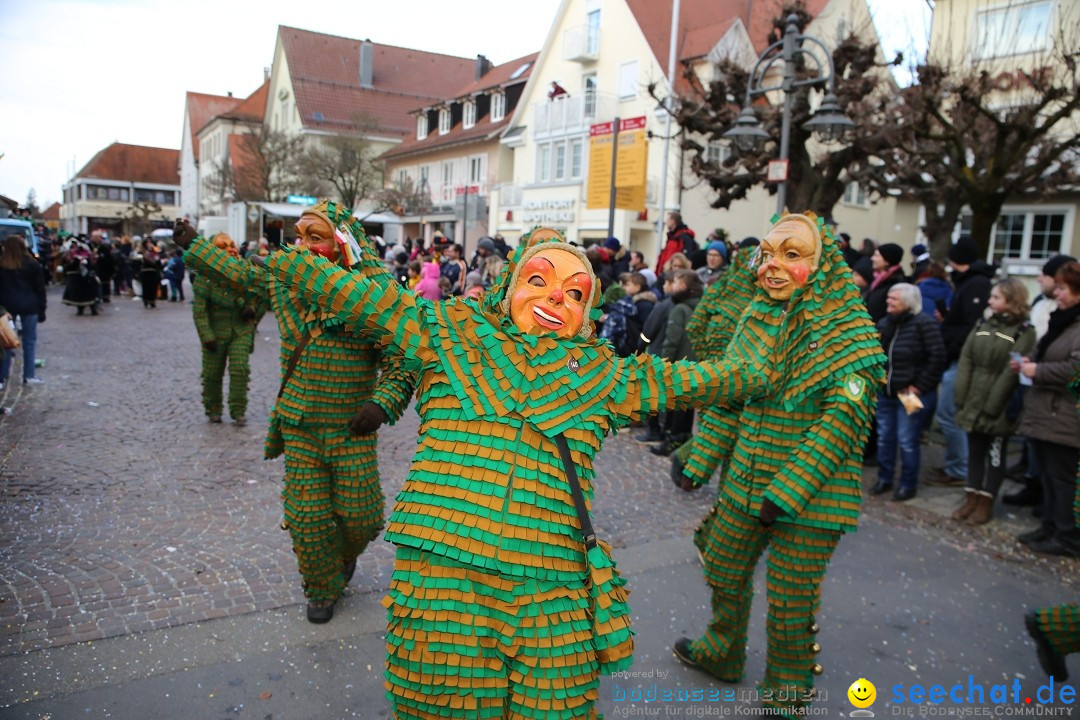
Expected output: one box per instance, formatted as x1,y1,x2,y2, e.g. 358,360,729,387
723,13,856,216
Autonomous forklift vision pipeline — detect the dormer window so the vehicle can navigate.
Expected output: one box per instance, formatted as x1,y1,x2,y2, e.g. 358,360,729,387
439,107,451,135
490,92,506,122
417,114,428,140
463,100,476,129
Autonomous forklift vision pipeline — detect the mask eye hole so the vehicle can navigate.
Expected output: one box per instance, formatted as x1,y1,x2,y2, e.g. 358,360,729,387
528,275,545,287
566,288,582,302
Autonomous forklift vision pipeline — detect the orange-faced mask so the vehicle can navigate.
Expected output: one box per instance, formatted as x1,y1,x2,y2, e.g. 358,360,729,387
756,217,822,301
213,234,239,258
509,247,593,339
295,212,340,263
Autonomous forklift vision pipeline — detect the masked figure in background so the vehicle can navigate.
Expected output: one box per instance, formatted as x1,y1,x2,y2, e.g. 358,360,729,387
174,202,417,624
671,213,885,719
258,225,768,719
61,240,100,316
192,233,268,425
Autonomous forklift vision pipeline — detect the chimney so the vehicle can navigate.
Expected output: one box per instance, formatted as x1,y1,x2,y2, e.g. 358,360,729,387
264,66,270,83
359,39,374,89
227,91,233,98
475,54,492,81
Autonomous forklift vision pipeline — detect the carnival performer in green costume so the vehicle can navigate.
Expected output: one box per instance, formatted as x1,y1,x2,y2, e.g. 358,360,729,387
671,213,885,719
175,202,417,624
258,225,768,719
192,234,267,425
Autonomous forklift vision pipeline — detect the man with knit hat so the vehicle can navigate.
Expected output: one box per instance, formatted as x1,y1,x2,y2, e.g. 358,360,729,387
864,242,906,323
910,243,931,279
928,236,995,487
696,240,728,286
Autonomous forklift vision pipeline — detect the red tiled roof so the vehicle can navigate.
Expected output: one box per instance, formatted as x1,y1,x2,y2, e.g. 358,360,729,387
42,202,61,220
185,92,241,161
224,80,269,122
627,0,831,91
381,53,539,160
77,143,180,186
279,26,477,136
227,134,261,199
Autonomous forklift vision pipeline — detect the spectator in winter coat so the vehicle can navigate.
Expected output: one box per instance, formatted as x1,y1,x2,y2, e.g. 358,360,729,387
1014,262,1080,557
635,272,676,442
915,261,953,320
657,211,698,273
629,250,648,273
696,241,728,287
864,243,906,323
605,237,630,277
909,243,932,280
851,256,874,292
413,261,443,301
165,249,186,302
952,278,1034,526
928,237,995,487
440,243,468,295
0,235,46,389
651,269,703,456
469,236,496,273
598,272,655,358
870,283,946,502
491,234,512,260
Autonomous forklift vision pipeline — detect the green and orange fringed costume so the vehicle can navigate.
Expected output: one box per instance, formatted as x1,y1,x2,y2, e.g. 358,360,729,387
184,202,417,606
1026,362,1080,671
192,266,269,421
676,249,759,485
261,227,769,719
684,215,885,717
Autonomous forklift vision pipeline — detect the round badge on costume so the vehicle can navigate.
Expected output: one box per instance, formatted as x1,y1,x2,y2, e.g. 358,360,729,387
509,247,592,339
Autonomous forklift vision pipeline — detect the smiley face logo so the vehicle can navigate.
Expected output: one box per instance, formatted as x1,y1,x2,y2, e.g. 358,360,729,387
848,678,877,709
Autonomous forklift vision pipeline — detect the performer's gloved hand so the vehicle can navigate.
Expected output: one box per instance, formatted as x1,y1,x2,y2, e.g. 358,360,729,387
679,475,701,493
758,498,781,527
203,339,218,352
250,254,268,269
349,402,388,435
239,306,256,321
173,219,198,250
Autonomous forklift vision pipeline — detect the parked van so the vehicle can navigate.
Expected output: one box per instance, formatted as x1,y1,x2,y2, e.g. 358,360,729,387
0,218,38,255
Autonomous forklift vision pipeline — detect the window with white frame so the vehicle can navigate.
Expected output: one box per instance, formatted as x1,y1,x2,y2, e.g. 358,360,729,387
490,92,506,122
463,100,476,129
570,139,584,178
956,208,1069,264
586,9,601,56
417,115,428,140
468,155,485,186
618,60,639,101
583,74,598,117
439,107,452,134
974,0,1053,59
537,145,552,183
554,142,567,179
441,161,455,202
706,141,731,166
842,182,869,207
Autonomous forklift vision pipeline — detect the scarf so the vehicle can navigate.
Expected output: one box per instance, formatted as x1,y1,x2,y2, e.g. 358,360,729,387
870,264,901,292
1035,302,1080,361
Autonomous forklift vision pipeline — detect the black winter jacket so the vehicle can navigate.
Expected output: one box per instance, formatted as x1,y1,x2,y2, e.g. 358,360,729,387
864,267,906,323
877,310,947,396
941,261,995,362
0,257,47,318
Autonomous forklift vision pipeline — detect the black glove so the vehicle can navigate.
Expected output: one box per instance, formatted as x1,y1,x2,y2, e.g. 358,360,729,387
173,219,198,250
203,339,218,353
250,254,268,269
349,402,388,435
758,498,781,527
37,312,45,324
239,306,256,321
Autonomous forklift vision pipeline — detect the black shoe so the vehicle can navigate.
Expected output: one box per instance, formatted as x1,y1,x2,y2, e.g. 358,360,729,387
650,440,678,457
892,486,917,502
925,469,966,487
1030,537,1080,558
1003,483,1043,507
1026,610,1069,681
869,480,893,496
77,308,84,316
1018,527,1054,546
306,599,336,623
343,558,357,584
90,307,98,316
635,429,664,443
673,638,699,668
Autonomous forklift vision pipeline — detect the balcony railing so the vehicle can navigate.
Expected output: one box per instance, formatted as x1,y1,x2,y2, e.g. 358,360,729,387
563,24,599,63
533,92,616,139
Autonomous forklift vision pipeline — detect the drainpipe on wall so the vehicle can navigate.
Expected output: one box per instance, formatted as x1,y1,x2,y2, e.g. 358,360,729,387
655,0,681,258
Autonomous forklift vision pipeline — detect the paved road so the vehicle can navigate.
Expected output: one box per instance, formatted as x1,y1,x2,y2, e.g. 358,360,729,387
1,283,1077,717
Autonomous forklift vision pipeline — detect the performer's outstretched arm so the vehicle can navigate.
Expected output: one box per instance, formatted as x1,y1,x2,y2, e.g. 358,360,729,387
262,246,424,359
762,373,876,519
185,237,269,298
368,357,419,425
615,354,767,421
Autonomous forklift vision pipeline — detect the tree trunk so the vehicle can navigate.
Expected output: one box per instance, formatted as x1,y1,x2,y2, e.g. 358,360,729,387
967,198,1005,264
922,195,964,263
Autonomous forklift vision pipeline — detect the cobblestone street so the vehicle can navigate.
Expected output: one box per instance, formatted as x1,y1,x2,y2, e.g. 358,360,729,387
0,283,728,657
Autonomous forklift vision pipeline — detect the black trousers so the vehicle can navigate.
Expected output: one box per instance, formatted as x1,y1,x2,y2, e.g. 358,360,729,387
1033,439,1080,538
966,432,1007,496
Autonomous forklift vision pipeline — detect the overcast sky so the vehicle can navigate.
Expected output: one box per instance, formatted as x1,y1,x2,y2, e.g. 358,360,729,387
0,0,929,210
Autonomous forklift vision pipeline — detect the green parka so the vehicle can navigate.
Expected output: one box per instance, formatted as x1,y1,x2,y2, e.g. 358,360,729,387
954,313,1035,436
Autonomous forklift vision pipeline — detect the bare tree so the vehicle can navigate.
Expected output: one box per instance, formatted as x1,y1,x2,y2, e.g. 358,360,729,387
372,176,432,217
654,2,901,218
205,127,311,204
115,200,162,237
297,114,385,208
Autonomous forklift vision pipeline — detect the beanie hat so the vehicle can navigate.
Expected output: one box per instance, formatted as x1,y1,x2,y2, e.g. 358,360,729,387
877,242,904,267
1042,254,1077,278
465,270,483,287
603,237,621,251
852,256,874,285
477,237,495,252
706,241,728,259
639,268,658,287
911,243,929,260
738,236,760,249
947,237,978,265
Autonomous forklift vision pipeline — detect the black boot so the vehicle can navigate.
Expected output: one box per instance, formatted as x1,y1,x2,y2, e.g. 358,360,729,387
1004,478,1042,507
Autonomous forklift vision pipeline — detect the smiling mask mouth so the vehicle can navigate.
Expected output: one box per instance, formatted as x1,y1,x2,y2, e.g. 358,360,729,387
532,306,564,327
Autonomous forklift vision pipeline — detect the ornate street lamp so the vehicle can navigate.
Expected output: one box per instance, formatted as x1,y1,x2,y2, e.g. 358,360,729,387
723,13,856,214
